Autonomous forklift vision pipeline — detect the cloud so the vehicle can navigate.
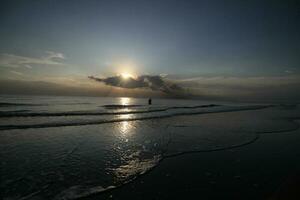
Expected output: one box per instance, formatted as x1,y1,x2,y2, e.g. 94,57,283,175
0,51,65,68
88,74,183,94
176,75,300,102
178,75,300,88
10,70,23,76
44,51,65,60
159,73,168,78
24,64,33,69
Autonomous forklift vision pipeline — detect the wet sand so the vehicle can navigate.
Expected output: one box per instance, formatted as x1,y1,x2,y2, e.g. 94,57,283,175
91,111,300,200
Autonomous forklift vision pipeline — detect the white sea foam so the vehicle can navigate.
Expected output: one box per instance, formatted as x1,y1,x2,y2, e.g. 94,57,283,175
54,185,116,200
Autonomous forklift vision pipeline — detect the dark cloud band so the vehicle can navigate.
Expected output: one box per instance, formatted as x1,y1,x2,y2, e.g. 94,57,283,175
88,75,182,94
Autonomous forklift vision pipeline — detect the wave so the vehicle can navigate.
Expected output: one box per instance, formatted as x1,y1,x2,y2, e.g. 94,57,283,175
0,102,43,107
54,156,162,200
2,104,298,200
52,114,300,200
0,110,30,114
0,102,93,108
0,105,271,130
52,134,260,200
48,123,264,200
102,104,143,109
0,104,219,118
53,185,116,200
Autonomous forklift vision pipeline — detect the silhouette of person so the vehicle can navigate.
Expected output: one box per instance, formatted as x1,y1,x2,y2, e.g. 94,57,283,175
148,98,152,105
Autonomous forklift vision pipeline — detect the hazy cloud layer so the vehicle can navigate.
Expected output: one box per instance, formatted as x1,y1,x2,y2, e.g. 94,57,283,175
0,51,65,68
9,70,24,76
1,71,299,102
177,75,300,102
89,75,182,94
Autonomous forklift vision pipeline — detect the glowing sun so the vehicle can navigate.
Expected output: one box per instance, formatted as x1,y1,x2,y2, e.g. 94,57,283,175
121,73,133,79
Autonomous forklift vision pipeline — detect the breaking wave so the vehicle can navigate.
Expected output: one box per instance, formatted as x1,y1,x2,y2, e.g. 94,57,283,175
0,105,271,130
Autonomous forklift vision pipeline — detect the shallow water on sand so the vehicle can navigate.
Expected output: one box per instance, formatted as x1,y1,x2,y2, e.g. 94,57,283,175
0,95,299,199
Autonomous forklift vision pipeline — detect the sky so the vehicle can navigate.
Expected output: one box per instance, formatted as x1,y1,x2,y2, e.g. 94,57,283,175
0,0,299,101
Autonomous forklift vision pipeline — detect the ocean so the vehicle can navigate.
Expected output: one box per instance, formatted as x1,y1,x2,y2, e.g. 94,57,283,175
1,95,299,199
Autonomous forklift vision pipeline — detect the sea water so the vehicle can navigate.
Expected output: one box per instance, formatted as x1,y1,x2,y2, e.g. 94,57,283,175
0,95,299,199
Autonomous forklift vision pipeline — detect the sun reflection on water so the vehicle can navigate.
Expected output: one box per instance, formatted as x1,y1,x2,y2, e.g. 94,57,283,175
117,120,136,139
117,97,136,137
118,114,135,135
120,97,130,106
119,121,130,135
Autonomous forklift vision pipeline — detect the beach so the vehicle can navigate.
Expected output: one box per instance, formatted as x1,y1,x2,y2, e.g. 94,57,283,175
2,1,300,199
1,95,300,200
97,113,300,200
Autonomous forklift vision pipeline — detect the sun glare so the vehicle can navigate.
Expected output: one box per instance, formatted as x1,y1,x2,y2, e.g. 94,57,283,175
120,97,130,105
121,73,132,79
